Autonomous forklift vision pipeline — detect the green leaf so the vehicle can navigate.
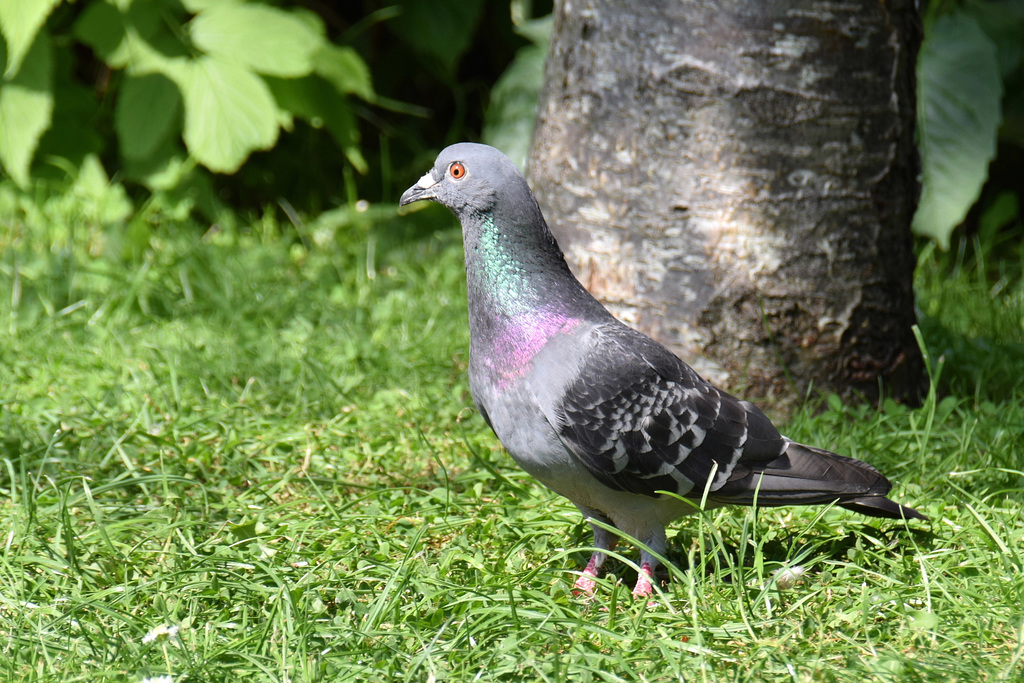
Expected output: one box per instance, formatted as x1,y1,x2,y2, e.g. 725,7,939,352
0,0,60,78
189,3,324,77
266,75,366,173
913,12,1003,249
73,154,133,226
314,44,373,101
34,43,104,174
978,191,1019,238
907,609,940,631
482,18,550,170
73,0,173,71
176,56,279,173
389,0,484,77
0,29,53,187
180,0,242,11
964,0,1024,78
122,135,192,191
116,73,181,160
73,1,126,65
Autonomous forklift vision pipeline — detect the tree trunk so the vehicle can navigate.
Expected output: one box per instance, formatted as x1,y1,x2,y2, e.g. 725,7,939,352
528,0,924,413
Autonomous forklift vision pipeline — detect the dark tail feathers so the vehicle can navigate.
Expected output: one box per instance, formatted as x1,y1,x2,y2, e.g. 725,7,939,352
713,441,928,521
839,496,927,521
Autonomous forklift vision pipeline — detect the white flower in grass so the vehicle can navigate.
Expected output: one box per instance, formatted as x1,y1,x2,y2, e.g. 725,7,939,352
142,624,179,645
140,676,173,683
773,565,806,590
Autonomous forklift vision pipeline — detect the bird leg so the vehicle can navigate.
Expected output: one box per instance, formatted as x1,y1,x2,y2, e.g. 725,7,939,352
573,516,618,596
631,528,667,598
632,562,655,597
573,552,607,595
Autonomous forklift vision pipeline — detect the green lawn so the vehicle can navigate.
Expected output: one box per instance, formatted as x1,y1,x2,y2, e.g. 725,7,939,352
1,204,1022,682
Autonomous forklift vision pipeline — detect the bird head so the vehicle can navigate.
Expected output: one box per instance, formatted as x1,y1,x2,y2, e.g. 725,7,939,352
399,143,521,219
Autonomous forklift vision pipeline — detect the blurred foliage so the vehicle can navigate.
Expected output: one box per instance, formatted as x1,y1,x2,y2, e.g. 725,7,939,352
1,0,373,215
481,15,550,170
912,0,1024,250
0,0,1021,258
913,8,1002,249
0,0,550,231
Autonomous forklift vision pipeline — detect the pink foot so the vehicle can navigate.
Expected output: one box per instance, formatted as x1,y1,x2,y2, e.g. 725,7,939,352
573,554,603,596
631,562,654,598
573,569,598,596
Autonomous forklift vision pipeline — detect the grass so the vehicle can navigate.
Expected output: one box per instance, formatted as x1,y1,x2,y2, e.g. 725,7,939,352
1,197,1022,682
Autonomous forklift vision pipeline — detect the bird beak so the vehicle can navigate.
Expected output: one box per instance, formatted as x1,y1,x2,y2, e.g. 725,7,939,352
399,171,439,206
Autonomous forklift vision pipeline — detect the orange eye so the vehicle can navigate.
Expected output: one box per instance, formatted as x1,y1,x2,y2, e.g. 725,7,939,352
449,162,466,179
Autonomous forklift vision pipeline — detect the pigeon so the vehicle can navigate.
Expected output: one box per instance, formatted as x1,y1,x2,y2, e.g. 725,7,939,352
400,143,926,598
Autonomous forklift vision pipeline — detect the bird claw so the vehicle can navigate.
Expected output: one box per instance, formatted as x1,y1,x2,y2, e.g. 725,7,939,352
577,561,657,599
573,569,599,596
631,563,655,598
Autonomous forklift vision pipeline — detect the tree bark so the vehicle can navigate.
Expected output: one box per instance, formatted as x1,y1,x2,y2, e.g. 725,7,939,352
528,0,925,413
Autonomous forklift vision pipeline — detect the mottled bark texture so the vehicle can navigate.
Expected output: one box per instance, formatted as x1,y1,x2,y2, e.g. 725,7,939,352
528,0,924,412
